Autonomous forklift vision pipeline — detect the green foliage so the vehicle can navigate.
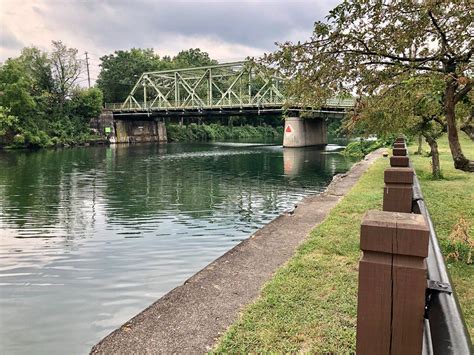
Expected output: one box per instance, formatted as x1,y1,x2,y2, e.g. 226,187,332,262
267,0,473,170
0,43,103,149
97,48,217,103
167,123,283,142
172,48,218,68
69,87,103,119
0,106,19,136
343,139,387,158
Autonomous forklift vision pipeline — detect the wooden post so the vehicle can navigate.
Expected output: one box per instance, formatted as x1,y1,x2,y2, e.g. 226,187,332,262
357,210,429,355
393,142,406,149
390,155,410,167
392,147,407,156
383,167,414,213
391,140,409,167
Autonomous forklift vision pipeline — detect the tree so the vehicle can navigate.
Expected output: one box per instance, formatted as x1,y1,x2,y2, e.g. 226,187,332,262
0,57,37,119
20,47,54,95
267,0,473,171
0,44,103,148
69,87,103,120
172,48,218,68
0,106,18,137
350,76,447,178
97,48,171,103
50,41,83,109
97,48,218,103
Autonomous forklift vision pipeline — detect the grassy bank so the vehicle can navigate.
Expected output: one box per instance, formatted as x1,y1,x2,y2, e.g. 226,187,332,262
167,123,282,142
213,136,473,352
410,135,473,337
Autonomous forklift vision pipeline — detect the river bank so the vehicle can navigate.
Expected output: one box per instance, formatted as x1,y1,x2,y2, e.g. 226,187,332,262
212,136,473,352
90,149,383,354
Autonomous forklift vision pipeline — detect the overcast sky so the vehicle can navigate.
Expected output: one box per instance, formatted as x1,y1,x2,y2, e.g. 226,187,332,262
1,0,339,83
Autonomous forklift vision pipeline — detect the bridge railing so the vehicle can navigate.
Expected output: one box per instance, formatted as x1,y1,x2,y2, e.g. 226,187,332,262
104,97,355,112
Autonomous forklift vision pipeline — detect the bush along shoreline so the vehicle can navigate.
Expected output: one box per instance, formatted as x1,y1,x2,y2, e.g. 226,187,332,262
166,123,283,142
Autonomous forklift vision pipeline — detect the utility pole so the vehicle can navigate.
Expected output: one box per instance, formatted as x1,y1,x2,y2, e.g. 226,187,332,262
85,52,91,88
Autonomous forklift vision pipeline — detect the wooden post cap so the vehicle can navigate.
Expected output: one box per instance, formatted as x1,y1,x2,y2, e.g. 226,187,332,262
390,156,410,167
384,167,414,184
360,210,429,258
393,147,407,156
395,137,405,143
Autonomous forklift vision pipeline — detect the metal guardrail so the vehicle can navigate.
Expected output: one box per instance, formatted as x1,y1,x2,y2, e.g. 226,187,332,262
412,170,472,354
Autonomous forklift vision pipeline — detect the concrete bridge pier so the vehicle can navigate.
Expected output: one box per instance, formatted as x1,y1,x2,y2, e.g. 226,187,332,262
91,111,167,144
283,117,327,148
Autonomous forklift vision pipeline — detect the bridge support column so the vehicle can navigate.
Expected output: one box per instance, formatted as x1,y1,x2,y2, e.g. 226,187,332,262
114,119,167,144
283,117,327,148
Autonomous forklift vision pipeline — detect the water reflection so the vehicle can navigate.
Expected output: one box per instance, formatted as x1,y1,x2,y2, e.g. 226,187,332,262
0,143,353,355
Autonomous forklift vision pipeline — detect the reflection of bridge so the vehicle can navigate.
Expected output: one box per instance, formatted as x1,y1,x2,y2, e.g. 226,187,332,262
104,61,354,116
100,61,355,147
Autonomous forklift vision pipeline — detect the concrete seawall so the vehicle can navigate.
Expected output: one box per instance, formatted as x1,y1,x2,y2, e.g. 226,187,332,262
91,149,384,355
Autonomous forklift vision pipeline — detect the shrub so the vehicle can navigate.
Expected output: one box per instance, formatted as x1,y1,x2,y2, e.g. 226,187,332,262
166,123,283,142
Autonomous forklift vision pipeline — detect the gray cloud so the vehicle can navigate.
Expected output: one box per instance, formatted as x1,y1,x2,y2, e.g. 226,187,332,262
0,27,23,50
1,0,340,72
28,0,336,54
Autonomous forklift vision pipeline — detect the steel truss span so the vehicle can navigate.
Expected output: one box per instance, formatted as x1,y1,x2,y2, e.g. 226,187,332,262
104,61,354,114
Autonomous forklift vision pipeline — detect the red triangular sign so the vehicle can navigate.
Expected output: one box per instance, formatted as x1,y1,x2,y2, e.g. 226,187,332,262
285,125,292,133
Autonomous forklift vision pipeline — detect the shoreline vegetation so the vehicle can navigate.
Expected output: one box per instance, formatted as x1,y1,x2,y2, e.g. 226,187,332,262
166,123,283,142
212,135,473,353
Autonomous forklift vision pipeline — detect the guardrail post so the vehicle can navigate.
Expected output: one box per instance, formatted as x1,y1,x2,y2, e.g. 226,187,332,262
383,165,414,213
390,139,410,167
357,210,429,355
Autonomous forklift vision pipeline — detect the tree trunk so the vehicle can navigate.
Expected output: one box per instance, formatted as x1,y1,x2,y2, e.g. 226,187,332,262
444,79,474,172
460,107,474,140
417,135,423,155
425,136,441,179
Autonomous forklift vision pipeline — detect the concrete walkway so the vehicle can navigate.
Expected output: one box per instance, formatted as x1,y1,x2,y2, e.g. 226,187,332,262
91,149,384,355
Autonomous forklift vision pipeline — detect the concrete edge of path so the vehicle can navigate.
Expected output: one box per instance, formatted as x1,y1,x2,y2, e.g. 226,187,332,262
91,148,385,355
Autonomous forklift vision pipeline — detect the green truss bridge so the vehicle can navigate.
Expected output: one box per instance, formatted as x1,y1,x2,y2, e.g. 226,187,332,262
104,61,354,116
100,61,355,147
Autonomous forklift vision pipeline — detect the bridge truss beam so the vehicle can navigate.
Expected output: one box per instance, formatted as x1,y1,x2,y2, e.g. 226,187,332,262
120,61,286,112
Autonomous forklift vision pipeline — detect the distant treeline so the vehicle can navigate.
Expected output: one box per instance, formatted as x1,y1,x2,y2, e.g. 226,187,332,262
0,44,219,148
167,123,283,142
0,42,103,148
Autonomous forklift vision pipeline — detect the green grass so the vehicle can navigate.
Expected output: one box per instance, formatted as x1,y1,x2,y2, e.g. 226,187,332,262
410,135,473,338
213,135,473,353
213,157,387,353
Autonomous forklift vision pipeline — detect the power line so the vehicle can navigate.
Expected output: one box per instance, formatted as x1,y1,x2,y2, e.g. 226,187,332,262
85,52,91,88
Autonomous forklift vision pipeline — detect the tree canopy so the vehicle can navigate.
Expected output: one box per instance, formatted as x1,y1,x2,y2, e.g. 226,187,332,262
268,0,473,171
0,42,103,148
96,48,217,103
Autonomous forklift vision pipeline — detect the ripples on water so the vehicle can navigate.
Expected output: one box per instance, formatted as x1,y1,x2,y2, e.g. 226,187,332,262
0,142,354,354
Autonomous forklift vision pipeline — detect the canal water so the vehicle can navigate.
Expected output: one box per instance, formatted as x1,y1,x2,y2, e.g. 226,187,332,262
0,142,354,354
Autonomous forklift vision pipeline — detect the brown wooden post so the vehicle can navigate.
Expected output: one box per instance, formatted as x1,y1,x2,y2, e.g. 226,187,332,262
390,155,410,167
357,210,429,355
391,140,409,167
383,167,414,213
392,147,407,157
393,142,406,149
